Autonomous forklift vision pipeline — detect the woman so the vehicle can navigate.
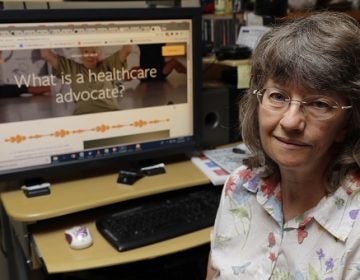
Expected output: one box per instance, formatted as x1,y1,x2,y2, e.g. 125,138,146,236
207,12,360,279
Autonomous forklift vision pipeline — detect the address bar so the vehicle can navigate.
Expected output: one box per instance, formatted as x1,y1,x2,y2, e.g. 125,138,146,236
0,31,189,50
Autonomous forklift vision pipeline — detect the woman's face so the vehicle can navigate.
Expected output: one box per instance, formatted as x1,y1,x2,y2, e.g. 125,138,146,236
258,79,349,173
79,47,101,69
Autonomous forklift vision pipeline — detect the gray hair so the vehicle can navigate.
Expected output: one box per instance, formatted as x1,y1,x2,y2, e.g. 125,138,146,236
239,12,360,192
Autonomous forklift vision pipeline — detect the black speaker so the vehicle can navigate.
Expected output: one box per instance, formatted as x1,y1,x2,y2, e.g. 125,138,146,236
200,87,230,148
229,86,245,143
200,86,245,149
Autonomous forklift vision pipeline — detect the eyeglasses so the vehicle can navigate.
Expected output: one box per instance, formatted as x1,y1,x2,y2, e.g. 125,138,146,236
253,88,352,120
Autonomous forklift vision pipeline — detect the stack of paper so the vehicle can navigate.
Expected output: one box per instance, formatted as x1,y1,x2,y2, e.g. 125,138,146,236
203,146,248,174
191,144,251,185
191,155,229,186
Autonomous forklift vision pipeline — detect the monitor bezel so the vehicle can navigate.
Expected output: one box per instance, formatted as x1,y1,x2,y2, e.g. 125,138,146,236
0,7,203,184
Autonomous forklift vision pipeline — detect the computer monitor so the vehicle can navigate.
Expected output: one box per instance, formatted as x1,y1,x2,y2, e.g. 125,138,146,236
0,4,202,184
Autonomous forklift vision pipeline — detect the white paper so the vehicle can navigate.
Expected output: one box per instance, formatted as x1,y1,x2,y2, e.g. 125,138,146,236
191,156,229,186
236,26,271,50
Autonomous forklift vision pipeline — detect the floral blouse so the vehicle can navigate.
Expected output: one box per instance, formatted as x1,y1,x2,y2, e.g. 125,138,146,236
210,166,360,280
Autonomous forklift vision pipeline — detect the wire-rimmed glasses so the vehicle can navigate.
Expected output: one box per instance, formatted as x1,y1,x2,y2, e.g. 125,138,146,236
253,88,352,120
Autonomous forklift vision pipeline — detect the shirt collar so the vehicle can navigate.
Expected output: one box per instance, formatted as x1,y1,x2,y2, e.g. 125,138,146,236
238,167,283,226
240,168,360,240
313,173,360,242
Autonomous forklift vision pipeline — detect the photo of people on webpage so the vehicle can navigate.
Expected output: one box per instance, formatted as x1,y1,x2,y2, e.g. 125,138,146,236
0,43,188,123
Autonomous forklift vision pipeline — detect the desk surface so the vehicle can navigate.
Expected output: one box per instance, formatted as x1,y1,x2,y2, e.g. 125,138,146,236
1,160,209,222
1,160,214,274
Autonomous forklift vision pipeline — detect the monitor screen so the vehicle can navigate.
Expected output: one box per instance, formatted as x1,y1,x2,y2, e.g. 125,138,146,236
0,7,202,183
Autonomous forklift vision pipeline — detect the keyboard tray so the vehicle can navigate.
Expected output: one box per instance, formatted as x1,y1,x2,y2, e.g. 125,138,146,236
96,186,221,252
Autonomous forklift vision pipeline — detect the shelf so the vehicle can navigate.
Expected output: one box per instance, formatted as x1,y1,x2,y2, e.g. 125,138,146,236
32,218,212,273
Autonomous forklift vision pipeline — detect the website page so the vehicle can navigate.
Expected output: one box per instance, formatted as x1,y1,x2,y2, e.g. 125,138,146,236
0,19,194,172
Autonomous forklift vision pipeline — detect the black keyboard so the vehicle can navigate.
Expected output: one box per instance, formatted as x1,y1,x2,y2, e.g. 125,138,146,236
96,187,221,252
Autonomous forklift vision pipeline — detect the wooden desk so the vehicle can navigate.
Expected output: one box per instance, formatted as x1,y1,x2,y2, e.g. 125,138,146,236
0,160,212,276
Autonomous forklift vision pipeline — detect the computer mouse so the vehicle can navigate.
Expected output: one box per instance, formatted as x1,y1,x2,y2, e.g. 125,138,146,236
65,226,93,250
